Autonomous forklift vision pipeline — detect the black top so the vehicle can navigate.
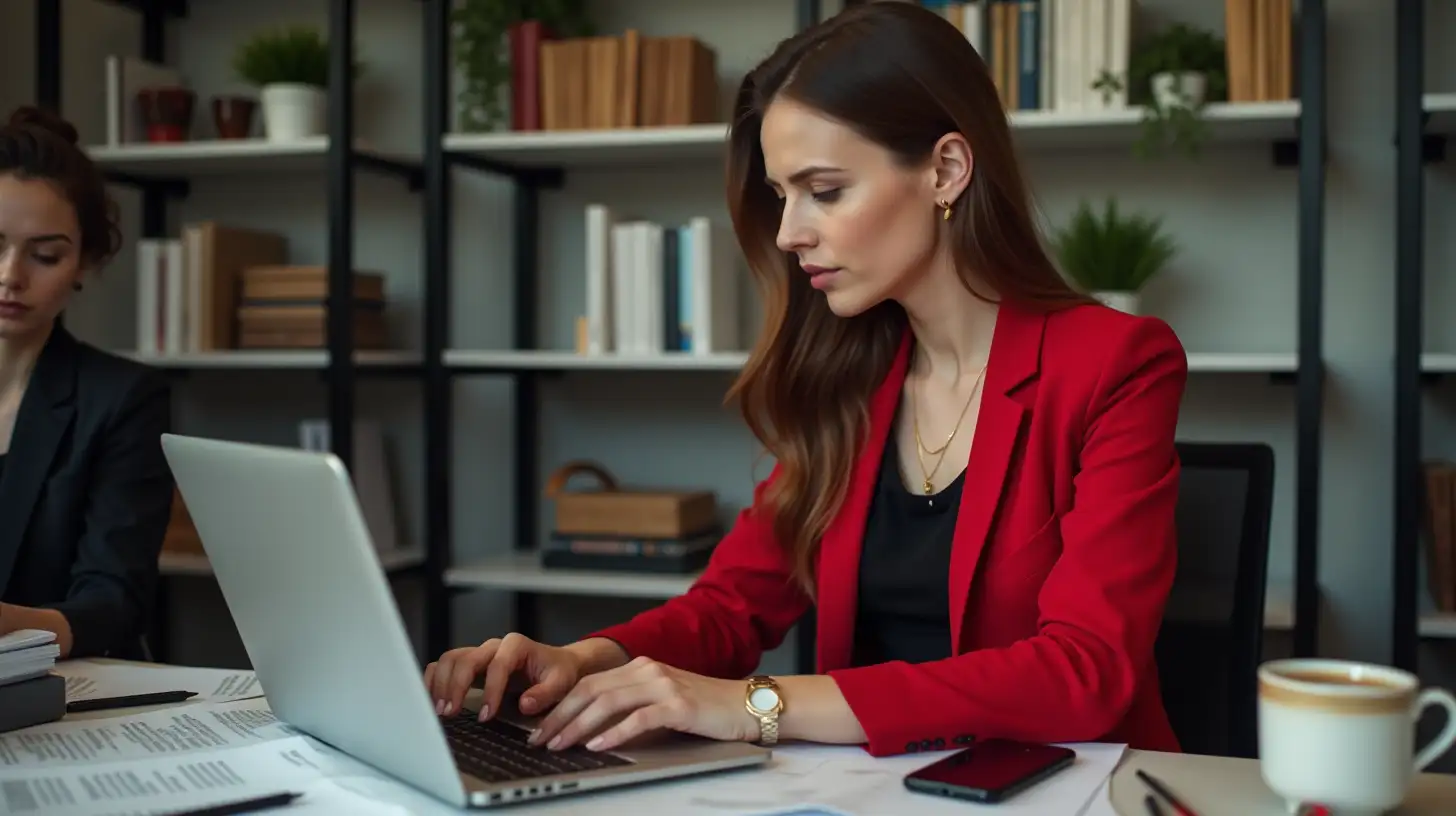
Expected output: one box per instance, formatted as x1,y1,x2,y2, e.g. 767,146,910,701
0,327,174,659
851,427,965,667
0,453,6,486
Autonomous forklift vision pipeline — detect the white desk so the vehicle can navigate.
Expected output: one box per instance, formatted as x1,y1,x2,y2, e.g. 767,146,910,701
49,661,1456,815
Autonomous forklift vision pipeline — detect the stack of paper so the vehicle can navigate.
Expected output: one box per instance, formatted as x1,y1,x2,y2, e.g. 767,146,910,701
0,629,59,686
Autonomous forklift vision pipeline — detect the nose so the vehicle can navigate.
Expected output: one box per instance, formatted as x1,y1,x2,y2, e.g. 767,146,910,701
775,201,816,254
0,248,23,292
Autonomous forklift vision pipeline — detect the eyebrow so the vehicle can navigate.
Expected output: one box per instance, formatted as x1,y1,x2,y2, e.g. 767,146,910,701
0,233,73,243
766,165,846,186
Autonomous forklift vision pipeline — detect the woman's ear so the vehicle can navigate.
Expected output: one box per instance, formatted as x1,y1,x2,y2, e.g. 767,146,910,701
928,131,974,208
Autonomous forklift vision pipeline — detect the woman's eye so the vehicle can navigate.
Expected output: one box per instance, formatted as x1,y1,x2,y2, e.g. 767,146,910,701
33,255,61,266
812,189,841,203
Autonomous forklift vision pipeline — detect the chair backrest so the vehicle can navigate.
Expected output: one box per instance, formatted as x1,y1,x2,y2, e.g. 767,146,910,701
1155,441,1275,759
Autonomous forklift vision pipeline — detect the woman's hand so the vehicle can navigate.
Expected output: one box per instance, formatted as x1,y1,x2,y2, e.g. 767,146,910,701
527,656,757,753
424,633,584,721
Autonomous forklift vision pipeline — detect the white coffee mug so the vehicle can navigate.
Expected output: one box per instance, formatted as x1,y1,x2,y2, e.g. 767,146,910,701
1257,658,1456,815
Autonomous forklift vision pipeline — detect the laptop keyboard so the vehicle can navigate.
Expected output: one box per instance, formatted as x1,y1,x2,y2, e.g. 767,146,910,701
442,714,634,784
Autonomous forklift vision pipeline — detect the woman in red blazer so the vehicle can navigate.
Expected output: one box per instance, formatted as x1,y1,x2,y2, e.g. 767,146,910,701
425,2,1187,759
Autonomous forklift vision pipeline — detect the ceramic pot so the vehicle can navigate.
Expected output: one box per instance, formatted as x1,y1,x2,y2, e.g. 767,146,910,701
1093,291,1140,315
211,96,257,139
136,86,195,142
1151,71,1207,110
260,83,326,142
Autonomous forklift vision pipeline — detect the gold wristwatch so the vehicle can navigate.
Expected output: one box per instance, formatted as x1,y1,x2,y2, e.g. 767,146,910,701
744,675,784,746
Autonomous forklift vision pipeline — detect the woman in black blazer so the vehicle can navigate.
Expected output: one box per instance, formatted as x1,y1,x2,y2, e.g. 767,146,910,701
0,106,174,659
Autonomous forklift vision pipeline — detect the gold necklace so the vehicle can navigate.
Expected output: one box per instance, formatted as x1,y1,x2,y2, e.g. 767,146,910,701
913,364,987,494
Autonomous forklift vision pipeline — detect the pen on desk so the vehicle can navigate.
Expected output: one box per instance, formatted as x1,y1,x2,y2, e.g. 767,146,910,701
1135,769,1200,816
1144,793,1166,816
66,690,198,713
156,791,303,816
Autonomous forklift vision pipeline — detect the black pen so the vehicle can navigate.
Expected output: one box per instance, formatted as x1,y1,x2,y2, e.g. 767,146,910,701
1136,769,1199,816
66,690,198,713
1145,793,1166,816
155,791,302,816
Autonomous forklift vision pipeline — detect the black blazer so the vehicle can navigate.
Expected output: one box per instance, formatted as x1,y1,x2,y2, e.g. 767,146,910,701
0,327,174,659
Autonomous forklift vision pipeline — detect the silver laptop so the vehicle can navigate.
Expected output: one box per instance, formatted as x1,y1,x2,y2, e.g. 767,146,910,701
160,434,770,809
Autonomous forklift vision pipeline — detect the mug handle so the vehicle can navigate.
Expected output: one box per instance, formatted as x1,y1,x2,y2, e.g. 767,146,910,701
1412,687,1456,771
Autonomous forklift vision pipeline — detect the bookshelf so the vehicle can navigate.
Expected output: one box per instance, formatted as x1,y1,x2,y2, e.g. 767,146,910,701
33,0,426,662
421,0,1330,667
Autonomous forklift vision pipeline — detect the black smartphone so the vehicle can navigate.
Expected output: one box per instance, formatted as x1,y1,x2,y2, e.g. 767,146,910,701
902,739,1077,804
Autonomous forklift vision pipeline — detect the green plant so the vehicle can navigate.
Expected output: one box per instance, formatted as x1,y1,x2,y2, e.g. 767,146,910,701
453,0,594,132
1051,198,1177,293
1094,23,1228,159
233,26,360,89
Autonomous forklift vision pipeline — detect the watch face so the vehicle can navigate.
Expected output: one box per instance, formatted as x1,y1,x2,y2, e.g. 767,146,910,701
748,687,780,713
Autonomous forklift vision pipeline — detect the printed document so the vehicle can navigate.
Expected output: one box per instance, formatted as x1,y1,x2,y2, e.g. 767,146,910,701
0,700,293,769
0,735,398,816
54,660,263,703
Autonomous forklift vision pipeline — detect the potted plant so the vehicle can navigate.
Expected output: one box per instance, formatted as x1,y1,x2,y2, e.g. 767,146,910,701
452,0,593,132
1050,198,1177,315
232,26,355,142
1094,23,1228,158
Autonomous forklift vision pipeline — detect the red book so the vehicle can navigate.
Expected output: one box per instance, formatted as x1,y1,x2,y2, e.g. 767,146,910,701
509,20,550,131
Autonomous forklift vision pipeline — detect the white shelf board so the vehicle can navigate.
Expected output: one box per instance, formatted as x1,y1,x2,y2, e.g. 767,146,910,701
443,349,1294,375
160,547,425,577
444,349,748,371
443,102,1300,169
1422,353,1456,374
1425,93,1456,136
445,553,700,599
448,553,1296,630
1421,612,1456,639
121,350,422,368
88,137,416,177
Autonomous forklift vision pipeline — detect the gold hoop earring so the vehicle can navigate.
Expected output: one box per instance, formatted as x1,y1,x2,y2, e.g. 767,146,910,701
940,200,953,221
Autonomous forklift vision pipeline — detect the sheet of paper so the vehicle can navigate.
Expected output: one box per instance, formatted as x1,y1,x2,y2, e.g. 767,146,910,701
0,735,394,816
425,741,1126,816
0,699,295,769
53,661,263,703
1077,778,1121,816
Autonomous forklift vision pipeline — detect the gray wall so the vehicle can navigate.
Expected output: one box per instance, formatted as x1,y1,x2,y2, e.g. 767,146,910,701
3,0,1453,700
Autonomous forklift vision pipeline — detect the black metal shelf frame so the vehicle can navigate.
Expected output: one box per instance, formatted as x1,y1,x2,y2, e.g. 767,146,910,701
34,0,427,661
1393,0,1426,673
419,0,825,660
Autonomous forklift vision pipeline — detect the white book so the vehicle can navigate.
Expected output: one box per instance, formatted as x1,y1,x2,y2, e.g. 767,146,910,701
610,222,638,353
636,222,665,354
687,217,741,354
162,239,186,355
583,204,615,355
135,239,160,354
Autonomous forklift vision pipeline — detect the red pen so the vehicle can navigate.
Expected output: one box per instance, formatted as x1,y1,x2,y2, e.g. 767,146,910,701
1135,769,1199,816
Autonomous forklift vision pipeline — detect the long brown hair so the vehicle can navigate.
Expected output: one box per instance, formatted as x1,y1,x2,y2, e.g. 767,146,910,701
724,1,1090,594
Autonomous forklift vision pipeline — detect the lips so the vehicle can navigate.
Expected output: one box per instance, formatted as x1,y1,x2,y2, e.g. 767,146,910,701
0,300,31,316
801,264,839,276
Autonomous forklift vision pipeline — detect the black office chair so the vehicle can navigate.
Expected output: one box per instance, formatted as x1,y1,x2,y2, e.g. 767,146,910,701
1154,441,1275,759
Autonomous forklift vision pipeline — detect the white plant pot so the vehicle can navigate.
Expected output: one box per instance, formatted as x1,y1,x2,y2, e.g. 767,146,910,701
1093,290,1140,315
1151,71,1207,110
260,83,326,142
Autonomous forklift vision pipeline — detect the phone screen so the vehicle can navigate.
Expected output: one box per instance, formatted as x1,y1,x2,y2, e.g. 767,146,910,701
906,739,1075,794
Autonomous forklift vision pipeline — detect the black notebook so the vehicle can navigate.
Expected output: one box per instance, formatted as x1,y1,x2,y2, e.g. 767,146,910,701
0,673,66,733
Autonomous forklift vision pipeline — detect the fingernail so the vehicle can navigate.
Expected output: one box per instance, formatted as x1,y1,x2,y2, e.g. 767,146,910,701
477,705,489,722
443,701,453,715
527,728,541,745
520,696,534,711
547,735,563,751
586,736,604,751
435,700,443,715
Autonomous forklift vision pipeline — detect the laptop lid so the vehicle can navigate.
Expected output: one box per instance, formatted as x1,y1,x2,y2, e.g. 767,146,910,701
160,434,468,807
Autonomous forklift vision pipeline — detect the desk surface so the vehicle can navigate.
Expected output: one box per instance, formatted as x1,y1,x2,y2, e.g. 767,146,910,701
51,660,1456,815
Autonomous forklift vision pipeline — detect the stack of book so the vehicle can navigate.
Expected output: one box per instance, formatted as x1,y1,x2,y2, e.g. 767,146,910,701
237,265,389,349
0,630,64,733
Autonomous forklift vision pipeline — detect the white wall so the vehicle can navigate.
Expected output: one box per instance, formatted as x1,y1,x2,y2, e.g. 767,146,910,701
3,0,1450,701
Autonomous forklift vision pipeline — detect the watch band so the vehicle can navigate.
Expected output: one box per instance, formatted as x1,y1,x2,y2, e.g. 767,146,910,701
757,712,780,746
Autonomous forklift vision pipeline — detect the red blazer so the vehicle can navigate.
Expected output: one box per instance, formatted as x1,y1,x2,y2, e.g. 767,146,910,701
590,299,1188,757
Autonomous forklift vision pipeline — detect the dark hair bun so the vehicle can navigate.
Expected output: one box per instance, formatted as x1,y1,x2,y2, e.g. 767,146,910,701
7,106,80,145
